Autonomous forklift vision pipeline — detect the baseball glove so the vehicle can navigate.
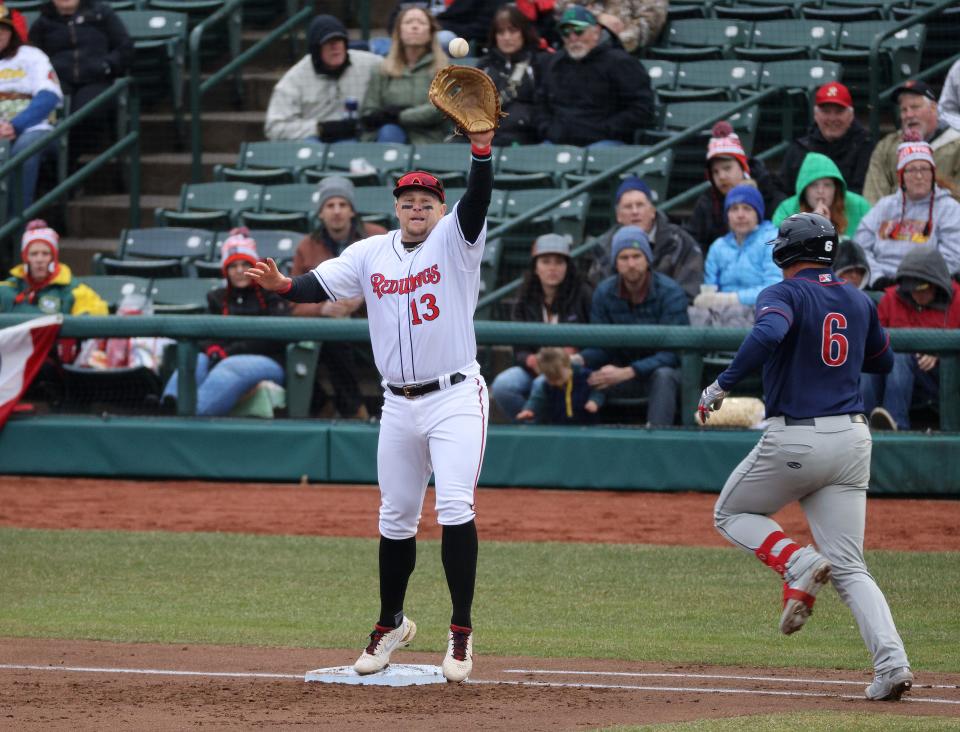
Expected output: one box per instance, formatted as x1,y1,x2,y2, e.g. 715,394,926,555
428,65,505,134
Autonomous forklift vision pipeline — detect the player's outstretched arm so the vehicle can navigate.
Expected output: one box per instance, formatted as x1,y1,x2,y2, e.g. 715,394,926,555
245,259,290,291
245,259,330,304
456,131,495,243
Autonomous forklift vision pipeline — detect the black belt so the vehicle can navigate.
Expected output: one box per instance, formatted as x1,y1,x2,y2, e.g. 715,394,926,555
388,372,466,399
783,413,867,426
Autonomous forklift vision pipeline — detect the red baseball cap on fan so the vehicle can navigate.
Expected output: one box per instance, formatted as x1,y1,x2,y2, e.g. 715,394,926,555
393,171,445,203
815,82,853,109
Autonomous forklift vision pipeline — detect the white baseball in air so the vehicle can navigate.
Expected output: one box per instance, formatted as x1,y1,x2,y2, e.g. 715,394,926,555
448,37,469,58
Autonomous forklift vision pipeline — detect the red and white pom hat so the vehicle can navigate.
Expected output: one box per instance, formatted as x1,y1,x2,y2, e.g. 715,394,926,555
896,128,935,179
21,219,60,262
220,226,260,273
706,121,750,176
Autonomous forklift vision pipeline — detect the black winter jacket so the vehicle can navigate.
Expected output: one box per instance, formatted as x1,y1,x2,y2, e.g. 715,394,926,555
509,278,593,373
29,0,133,91
683,156,785,253
476,48,546,146
778,118,875,196
204,286,291,364
534,42,655,146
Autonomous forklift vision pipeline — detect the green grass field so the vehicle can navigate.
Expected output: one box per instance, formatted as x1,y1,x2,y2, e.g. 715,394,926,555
612,712,960,731
2,527,958,674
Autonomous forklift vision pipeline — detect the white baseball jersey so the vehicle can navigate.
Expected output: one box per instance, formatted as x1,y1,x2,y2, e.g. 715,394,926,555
308,203,486,385
0,46,63,133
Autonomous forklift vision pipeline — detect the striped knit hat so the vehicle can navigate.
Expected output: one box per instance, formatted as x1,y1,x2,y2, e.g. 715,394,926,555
706,121,750,176
891,129,936,240
220,227,259,273
21,219,59,262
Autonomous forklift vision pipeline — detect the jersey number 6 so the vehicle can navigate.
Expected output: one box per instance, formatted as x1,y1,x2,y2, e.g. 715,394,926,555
410,293,440,325
821,312,849,367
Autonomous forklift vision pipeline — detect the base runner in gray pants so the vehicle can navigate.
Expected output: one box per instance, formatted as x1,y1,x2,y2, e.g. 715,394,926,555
698,213,912,702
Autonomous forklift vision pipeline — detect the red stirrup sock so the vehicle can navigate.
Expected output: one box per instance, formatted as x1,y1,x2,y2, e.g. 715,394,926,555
755,531,801,577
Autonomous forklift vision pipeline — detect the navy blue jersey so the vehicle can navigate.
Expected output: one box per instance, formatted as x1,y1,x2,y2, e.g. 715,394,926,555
718,268,893,419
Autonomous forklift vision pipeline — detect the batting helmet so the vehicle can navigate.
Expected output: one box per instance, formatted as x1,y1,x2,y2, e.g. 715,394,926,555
769,212,838,268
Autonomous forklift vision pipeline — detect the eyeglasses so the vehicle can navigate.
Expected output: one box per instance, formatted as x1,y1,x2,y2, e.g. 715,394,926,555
902,166,933,177
560,26,589,37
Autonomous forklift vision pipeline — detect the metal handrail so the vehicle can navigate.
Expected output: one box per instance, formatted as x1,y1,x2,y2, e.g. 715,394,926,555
867,0,960,137
188,2,313,181
878,50,960,103
475,92,785,311
0,79,140,253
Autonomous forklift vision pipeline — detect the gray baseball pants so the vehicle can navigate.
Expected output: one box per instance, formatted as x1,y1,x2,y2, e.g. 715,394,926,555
714,415,910,673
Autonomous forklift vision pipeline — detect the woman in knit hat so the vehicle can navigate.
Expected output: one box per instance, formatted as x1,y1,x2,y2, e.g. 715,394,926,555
160,228,292,416
772,152,872,239
0,219,107,315
683,121,785,253
854,129,960,288
694,184,780,316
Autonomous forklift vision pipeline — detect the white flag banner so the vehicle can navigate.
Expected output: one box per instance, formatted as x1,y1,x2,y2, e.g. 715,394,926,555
0,314,63,429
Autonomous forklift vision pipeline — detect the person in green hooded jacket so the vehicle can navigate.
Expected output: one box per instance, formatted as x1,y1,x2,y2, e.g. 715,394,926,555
772,152,871,239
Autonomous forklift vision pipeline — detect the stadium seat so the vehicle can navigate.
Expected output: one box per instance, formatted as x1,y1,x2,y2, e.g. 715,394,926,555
208,228,300,270
118,10,187,140
497,190,590,281
496,145,584,189
4,0,43,9
149,277,221,313
713,4,794,21
640,59,678,91
819,21,926,104
352,185,398,227
666,3,707,21
319,142,412,186
408,144,475,187
752,59,842,145
648,19,754,61
118,226,215,262
220,140,325,184
661,59,761,102
157,182,264,229
74,275,151,313
97,256,187,278
892,3,960,70
735,19,839,62
243,183,317,232
802,5,885,21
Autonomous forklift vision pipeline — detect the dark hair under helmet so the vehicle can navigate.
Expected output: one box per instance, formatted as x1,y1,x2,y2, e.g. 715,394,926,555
770,212,838,268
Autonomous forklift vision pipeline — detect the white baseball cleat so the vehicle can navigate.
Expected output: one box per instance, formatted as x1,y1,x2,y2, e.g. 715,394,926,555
865,667,913,701
779,546,831,635
442,625,473,682
353,616,417,675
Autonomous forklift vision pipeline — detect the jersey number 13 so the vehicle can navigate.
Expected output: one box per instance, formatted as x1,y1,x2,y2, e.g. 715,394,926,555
410,293,440,325
821,312,849,367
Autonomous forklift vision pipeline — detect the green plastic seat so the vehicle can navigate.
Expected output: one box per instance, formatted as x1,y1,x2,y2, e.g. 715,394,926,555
321,142,413,184
714,4,794,21
213,228,300,263
893,4,960,70
249,183,319,232
149,277,221,313
74,275,151,313
671,59,761,99
751,59,842,148
352,185,398,226
218,167,296,185
639,59,678,90
170,181,264,228
738,19,839,61
496,145,584,189
235,140,326,176
802,5,885,21
119,226,214,261
98,256,188,278
408,143,477,187
649,19,754,61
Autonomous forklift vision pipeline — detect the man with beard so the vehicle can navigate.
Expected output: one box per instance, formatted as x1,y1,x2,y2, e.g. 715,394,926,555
265,15,381,142
534,5,654,147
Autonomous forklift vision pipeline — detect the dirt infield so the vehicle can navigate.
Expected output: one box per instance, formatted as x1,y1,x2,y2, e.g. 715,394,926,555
2,476,959,729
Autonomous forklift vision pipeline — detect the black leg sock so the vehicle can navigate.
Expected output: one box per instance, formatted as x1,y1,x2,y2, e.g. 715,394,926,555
441,520,478,628
377,536,416,628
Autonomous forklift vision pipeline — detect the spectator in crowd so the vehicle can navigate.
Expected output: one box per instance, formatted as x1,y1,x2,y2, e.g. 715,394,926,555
862,246,960,431
436,0,512,49
291,177,386,420
684,121,785,252
0,219,107,315
582,226,688,426
863,80,960,205
833,239,871,290
778,82,874,196
490,232,592,420
772,152,871,238
265,15,381,142
515,346,603,424
29,0,132,165
856,131,960,288
359,5,450,145
939,58,960,131
0,6,62,213
476,4,547,146
690,185,779,326
515,0,559,48
588,176,703,301
554,0,666,53
0,2,27,41
161,229,291,417
534,6,655,147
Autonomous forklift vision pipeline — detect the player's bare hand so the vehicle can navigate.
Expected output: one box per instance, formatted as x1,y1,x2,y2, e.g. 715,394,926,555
584,400,599,414
244,259,290,292
696,380,728,425
467,129,495,149
516,409,535,421
916,353,938,372
588,365,634,389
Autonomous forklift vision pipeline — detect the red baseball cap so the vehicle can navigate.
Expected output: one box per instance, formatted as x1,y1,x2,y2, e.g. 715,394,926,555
393,171,445,203
814,82,853,109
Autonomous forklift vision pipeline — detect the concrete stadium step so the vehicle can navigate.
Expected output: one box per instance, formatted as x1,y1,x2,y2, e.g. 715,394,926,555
67,194,179,239
58,237,118,277
141,111,266,154
78,153,236,196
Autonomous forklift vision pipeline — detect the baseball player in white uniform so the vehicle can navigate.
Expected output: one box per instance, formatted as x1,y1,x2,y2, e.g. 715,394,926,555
247,128,495,683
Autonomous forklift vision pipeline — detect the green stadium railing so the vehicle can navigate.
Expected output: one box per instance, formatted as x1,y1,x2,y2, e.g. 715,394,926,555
867,0,960,138
1,314,957,431
189,0,314,181
0,79,141,262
